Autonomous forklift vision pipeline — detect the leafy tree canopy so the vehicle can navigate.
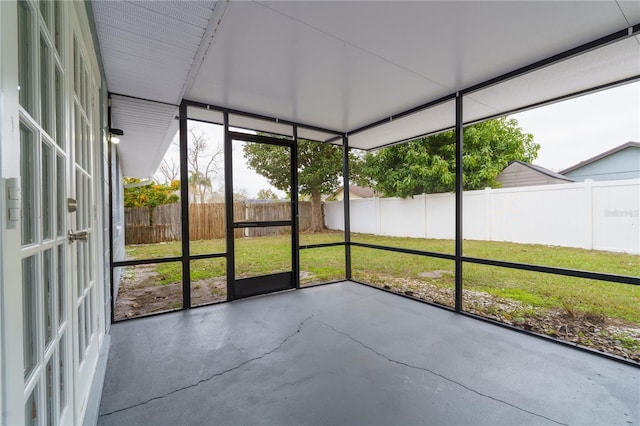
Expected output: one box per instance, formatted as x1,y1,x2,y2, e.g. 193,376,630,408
243,140,348,197
123,178,180,208
243,139,355,231
358,117,539,197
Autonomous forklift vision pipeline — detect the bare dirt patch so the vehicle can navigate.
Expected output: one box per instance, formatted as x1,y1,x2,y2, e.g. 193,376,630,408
114,265,226,321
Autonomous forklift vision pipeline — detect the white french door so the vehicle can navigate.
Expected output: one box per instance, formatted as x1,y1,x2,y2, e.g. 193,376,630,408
17,1,73,424
69,9,101,419
13,1,103,424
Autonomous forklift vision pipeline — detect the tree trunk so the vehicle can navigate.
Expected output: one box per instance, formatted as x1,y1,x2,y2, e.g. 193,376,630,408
310,189,324,232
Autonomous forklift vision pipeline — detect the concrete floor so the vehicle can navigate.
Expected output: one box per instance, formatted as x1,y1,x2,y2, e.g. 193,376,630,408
98,281,639,426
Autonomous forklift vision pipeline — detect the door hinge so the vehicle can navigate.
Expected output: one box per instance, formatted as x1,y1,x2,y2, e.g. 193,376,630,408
4,177,21,230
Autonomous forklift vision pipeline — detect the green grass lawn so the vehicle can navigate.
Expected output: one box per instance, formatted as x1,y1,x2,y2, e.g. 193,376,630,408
125,232,640,324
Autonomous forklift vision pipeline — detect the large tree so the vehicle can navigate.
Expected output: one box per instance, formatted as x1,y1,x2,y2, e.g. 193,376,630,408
243,140,350,232
358,117,539,197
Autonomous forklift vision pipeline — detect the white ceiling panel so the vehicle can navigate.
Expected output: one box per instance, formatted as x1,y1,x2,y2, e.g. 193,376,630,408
296,128,341,145
187,1,450,134
617,0,640,24
92,0,639,173
187,106,224,126
187,0,637,139
464,37,640,124
262,1,630,93
348,100,456,151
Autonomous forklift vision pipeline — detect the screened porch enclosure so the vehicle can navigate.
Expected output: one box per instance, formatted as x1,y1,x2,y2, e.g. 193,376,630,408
104,22,640,360
95,0,639,395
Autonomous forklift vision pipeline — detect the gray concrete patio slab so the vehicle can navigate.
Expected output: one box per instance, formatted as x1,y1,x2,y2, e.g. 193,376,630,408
98,281,639,426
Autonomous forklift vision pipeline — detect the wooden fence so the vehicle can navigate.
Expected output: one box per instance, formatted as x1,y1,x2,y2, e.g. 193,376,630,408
125,201,313,245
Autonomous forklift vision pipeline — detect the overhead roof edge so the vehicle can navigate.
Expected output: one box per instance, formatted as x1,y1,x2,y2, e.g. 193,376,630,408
344,22,640,150
461,23,640,96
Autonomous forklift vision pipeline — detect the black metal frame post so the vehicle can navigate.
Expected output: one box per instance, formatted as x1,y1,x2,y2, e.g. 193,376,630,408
291,125,301,289
342,135,352,280
454,93,463,312
223,111,236,299
178,101,191,309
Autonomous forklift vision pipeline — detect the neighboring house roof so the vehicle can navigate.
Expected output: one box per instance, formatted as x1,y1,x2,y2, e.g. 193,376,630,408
347,185,375,198
497,160,573,188
508,161,574,182
330,185,375,199
560,141,640,175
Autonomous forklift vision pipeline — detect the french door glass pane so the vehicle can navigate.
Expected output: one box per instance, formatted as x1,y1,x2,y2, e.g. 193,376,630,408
46,356,55,426
54,2,62,55
76,241,84,295
82,69,88,112
55,66,64,148
20,122,36,245
81,118,87,170
84,291,92,347
59,333,67,413
18,0,34,116
25,383,39,426
74,105,81,168
42,142,53,240
78,303,84,363
22,255,37,380
57,244,65,326
40,34,52,135
73,38,79,94
84,121,91,171
56,154,65,237
75,169,82,230
39,0,51,31
44,249,54,347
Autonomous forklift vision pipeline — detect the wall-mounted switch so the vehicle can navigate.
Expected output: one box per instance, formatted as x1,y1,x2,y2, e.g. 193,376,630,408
5,178,20,230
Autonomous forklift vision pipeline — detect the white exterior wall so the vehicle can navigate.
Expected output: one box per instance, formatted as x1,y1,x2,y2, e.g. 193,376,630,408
326,179,640,254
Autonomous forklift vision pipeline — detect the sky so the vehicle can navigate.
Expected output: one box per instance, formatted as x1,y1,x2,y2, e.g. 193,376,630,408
511,81,640,172
160,122,287,199
157,81,640,197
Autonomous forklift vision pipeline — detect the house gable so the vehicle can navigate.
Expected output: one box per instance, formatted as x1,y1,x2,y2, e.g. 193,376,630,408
497,161,572,188
561,142,640,181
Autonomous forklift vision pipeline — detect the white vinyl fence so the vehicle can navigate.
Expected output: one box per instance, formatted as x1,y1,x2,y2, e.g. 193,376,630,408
324,179,640,254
